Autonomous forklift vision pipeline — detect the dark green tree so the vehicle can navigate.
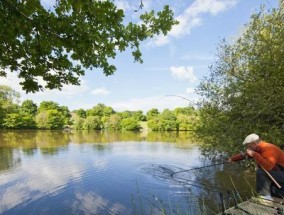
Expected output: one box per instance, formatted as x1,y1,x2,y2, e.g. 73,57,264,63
197,3,284,153
0,0,178,92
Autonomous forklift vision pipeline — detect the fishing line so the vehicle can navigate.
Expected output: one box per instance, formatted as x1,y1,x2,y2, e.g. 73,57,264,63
158,165,229,194
170,161,229,176
159,95,197,107
159,165,252,197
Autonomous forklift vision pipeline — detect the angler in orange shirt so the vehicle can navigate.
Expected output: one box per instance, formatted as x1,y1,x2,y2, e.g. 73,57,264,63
230,133,284,199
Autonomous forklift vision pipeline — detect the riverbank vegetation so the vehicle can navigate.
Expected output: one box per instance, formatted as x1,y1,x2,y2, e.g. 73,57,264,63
0,85,199,131
196,3,284,154
1,3,283,155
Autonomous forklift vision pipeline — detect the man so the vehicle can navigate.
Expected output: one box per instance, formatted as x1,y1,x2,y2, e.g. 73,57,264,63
230,133,284,199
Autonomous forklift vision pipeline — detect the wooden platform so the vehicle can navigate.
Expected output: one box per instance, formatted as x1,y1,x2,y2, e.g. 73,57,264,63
219,196,284,215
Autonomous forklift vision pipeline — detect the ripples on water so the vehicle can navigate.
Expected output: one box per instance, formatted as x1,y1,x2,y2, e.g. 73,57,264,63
0,131,254,215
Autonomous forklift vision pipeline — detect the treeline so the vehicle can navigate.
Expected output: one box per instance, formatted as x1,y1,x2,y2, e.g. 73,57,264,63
196,3,284,154
0,85,199,131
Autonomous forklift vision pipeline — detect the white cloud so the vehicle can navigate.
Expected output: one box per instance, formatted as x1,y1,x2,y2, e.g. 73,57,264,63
186,87,195,94
170,66,197,82
147,35,170,47
91,88,110,96
0,71,89,103
0,151,87,214
170,16,202,38
149,0,238,46
114,0,131,11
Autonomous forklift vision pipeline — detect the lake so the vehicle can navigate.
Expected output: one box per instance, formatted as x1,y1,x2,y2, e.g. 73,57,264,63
0,130,254,215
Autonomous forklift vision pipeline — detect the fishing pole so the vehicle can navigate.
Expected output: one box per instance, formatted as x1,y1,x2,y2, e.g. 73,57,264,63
170,161,229,177
159,94,197,107
159,166,227,193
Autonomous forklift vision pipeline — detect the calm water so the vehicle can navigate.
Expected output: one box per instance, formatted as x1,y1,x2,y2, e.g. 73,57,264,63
0,131,254,215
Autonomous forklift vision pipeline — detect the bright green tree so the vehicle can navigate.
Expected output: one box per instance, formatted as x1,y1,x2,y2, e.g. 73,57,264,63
36,109,64,129
83,116,101,130
71,114,85,130
146,108,160,120
73,109,86,118
120,118,141,131
106,114,121,130
0,85,20,127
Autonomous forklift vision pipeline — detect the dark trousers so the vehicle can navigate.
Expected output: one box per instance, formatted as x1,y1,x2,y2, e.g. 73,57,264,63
256,166,284,197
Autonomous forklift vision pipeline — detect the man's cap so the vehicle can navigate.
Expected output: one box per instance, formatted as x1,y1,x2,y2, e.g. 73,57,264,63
243,133,259,145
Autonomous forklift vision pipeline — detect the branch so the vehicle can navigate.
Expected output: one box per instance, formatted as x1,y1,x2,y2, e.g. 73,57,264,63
2,0,31,21
134,0,144,12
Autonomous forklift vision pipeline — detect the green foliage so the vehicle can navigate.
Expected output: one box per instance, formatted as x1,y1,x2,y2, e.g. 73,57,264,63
146,108,160,120
21,99,37,115
73,109,86,118
197,4,284,153
36,101,70,128
3,113,23,128
60,106,71,125
105,114,121,130
46,110,65,129
35,111,49,129
38,101,60,112
20,113,36,128
0,1,178,92
71,114,85,130
0,85,199,131
4,113,36,129
0,85,20,127
87,103,110,117
133,110,146,121
147,118,161,131
118,110,146,121
36,109,64,129
83,116,101,130
120,118,141,131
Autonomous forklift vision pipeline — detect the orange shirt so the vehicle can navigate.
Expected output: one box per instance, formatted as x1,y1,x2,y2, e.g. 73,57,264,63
253,141,284,171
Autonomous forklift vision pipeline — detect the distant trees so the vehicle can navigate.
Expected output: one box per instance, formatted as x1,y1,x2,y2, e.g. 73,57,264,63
0,85,20,127
147,107,199,131
0,85,199,131
36,101,69,129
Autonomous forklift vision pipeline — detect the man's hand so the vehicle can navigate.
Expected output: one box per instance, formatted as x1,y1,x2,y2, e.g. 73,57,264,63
246,148,255,157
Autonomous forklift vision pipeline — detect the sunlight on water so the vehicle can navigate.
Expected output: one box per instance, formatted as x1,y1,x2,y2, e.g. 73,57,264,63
0,130,254,215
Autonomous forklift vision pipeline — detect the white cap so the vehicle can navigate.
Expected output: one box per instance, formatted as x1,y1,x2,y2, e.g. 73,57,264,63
243,133,260,145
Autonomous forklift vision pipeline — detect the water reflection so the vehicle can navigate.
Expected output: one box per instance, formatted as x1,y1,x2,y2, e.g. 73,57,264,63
0,130,254,214
0,147,21,172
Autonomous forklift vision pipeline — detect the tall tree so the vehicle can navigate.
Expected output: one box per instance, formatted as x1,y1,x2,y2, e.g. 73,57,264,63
0,85,20,127
0,0,178,92
21,99,37,115
197,3,284,153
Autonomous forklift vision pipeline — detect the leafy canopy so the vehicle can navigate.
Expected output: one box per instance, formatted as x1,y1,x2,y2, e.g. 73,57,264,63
197,3,284,154
0,0,178,92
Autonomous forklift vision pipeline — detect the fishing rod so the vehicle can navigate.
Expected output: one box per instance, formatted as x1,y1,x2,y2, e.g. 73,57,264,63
159,94,197,107
170,161,229,177
159,166,227,193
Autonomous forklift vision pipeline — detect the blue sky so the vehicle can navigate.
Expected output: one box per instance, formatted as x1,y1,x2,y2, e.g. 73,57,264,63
0,0,278,112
